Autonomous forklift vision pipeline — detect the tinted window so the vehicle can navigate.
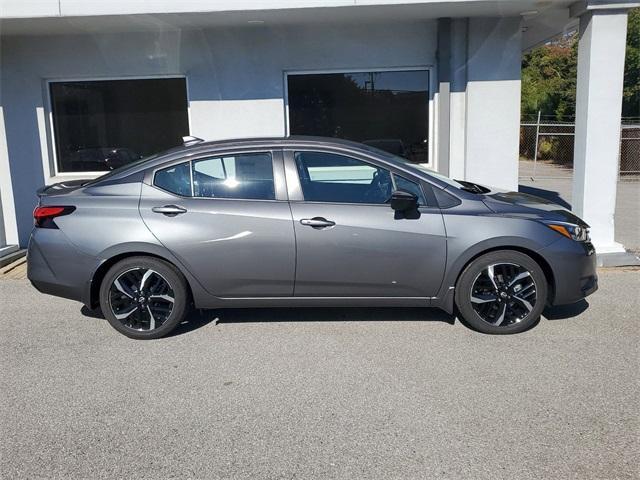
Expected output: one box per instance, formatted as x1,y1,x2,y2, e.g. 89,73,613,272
393,174,426,205
50,78,189,173
192,153,275,200
154,162,192,197
295,151,392,204
288,70,429,163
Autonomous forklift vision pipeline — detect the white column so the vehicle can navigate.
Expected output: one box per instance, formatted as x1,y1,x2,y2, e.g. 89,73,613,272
463,17,522,191
0,106,19,248
572,10,628,253
448,18,468,181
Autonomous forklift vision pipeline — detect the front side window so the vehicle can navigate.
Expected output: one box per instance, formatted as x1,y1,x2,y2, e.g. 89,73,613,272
192,152,275,200
50,78,189,173
394,175,426,205
295,151,393,204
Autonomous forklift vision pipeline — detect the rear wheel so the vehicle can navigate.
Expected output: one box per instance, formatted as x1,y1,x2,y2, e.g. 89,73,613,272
99,256,189,339
455,251,548,334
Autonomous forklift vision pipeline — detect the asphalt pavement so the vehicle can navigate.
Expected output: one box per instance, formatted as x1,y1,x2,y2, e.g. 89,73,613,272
1,269,639,479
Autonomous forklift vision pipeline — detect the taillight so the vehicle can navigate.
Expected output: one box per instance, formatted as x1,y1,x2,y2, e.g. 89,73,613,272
33,206,75,228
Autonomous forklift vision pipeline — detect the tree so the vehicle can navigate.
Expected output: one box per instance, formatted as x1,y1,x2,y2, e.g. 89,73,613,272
623,8,639,118
521,7,639,121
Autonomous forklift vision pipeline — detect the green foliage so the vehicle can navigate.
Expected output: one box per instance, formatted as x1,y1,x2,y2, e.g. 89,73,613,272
521,35,577,121
537,139,554,159
623,8,639,118
521,8,639,121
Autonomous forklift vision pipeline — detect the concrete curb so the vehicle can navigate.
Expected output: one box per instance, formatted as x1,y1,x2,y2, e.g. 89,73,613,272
597,251,640,268
0,248,26,269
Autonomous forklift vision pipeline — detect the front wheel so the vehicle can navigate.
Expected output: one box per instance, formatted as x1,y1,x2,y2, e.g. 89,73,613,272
99,256,189,339
455,251,548,334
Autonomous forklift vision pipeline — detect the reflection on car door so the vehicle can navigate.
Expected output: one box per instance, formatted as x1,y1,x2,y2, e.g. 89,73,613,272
139,150,296,297
287,150,447,298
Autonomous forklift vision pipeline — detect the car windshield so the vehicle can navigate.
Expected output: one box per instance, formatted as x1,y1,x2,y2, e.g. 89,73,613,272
357,143,468,189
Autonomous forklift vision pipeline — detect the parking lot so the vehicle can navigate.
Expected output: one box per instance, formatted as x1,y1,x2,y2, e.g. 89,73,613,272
1,268,638,479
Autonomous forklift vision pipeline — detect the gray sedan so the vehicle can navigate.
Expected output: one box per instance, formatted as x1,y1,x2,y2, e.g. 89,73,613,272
27,137,597,339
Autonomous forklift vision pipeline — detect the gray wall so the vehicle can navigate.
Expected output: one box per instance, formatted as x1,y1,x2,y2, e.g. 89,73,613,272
0,17,522,247
1,21,437,245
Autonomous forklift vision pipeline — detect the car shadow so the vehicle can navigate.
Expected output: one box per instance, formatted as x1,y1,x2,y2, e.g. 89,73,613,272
80,305,104,319
543,299,589,320
172,307,456,336
80,305,455,337
81,301,587,337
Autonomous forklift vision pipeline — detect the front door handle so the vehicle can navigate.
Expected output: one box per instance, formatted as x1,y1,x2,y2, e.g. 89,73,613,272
152,205,187,216
300,217,336,229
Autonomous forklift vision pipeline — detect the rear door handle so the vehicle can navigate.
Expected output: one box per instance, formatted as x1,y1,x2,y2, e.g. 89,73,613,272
152,205,187,216
300,217,336,228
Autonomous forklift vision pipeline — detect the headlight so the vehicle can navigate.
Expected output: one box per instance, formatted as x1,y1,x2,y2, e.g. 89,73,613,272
544,222,590,242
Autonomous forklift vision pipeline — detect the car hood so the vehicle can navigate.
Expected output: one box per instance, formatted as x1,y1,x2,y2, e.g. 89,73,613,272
473,186,589,227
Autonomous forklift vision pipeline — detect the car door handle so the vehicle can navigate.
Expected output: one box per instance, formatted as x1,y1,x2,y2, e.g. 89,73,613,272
300,217,336,228
152,205,187,216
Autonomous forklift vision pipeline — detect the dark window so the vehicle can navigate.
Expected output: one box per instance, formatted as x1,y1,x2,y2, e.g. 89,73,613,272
393,174,426,205
287,70,429,163
295,151,392,204
192,153,275,200
50,78,189,173
154,162,192,197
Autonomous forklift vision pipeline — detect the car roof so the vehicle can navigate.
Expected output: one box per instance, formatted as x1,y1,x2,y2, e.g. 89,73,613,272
90,136,455,191
173,135,377,153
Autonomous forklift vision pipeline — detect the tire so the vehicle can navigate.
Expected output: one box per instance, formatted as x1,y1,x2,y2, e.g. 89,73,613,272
455,250,548,334
99,256,189,339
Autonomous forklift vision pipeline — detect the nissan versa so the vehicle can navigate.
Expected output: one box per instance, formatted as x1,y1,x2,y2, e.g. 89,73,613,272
27,137,597,339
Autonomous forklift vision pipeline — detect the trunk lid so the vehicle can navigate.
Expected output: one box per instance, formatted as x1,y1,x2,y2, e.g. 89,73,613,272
37,179,90,198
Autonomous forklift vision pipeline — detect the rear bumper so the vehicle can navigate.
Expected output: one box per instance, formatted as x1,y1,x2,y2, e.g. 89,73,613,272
27,228,97,305
539,238,598,306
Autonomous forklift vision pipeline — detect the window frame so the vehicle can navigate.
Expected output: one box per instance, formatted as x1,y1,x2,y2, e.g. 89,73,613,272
44,75,191,179
150,149,287,203
284,148,429,208
283,66,436,168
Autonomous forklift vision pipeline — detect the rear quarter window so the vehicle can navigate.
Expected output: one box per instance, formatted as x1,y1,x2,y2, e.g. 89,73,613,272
154,162,192,196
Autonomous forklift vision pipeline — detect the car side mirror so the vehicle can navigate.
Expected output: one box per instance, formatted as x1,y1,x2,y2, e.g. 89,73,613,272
390,190,418,212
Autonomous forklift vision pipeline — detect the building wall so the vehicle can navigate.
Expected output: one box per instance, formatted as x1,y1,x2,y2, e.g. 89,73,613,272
0,17,522,247
1,21,437,245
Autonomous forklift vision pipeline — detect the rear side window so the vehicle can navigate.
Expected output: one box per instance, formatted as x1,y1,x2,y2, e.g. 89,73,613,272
192,152,274,200
153,152,275,200
154,162,191,196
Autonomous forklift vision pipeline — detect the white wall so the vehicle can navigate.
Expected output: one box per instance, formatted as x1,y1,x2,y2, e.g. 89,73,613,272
464,16,522,191
0,106,19,246
0,21,437,245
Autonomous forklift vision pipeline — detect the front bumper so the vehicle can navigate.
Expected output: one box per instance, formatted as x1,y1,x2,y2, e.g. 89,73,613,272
539,237,598,305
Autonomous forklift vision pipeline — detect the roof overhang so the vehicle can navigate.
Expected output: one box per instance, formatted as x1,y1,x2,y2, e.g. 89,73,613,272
0,0,636,53
0,0,575,36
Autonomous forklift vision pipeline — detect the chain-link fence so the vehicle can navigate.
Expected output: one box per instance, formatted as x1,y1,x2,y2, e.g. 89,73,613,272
519,116,640,181
620,124,640,179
